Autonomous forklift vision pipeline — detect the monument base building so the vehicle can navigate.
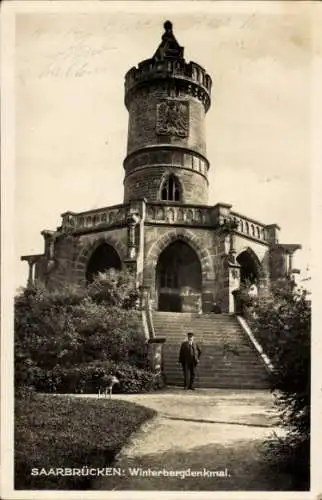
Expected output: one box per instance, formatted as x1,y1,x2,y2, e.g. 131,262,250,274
22,22,301,388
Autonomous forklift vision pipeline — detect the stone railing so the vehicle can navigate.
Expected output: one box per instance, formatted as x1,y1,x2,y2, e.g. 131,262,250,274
230,211,267,242
60,204,129,232
59,203,269,241
145,203,211,226
237,316,274,373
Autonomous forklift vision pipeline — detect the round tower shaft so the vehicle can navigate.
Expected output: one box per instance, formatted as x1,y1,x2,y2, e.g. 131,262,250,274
123,21,212,205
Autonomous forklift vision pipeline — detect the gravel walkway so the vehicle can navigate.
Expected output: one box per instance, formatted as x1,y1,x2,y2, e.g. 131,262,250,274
88,388,293,491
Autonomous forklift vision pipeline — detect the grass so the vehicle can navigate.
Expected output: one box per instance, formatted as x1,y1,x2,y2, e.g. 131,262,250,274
15,391,156,490
95,440,295,491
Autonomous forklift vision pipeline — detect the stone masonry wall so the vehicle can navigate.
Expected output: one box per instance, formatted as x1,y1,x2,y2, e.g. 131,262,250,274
126,85,206,156
124,166,208,204
43,228,128,288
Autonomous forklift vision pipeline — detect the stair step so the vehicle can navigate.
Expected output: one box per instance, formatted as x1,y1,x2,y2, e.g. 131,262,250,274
152,312,270,389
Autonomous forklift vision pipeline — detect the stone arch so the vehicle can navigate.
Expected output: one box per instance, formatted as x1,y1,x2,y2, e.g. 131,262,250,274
156,240,202,312
86,244,121,283
74,235,127,284
144,228,214,310
236,246,263,285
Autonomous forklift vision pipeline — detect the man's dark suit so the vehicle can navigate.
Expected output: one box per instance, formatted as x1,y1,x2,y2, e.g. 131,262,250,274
178,340,201,389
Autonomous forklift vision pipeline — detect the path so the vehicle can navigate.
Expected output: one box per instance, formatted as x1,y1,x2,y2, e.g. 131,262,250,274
89,388,293,491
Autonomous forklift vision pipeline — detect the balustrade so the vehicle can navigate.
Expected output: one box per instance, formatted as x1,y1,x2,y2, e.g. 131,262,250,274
231,212,267,242
61,205,128,232
60,204,268,241
146,204,211,225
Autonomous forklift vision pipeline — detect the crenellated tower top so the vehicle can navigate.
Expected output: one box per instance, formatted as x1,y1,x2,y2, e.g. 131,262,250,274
125,21,212,112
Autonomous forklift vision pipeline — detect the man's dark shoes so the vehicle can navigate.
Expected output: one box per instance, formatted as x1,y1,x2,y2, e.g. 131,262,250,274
188,387,195,390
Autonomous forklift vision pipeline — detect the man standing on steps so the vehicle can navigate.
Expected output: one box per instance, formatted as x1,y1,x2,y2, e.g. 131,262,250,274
178,332,201,390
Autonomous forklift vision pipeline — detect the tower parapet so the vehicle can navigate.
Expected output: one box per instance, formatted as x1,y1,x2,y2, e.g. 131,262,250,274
123,21,213,205
125,59,212,112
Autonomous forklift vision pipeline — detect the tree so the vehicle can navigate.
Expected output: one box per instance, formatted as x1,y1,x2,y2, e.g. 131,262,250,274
250,278,311,490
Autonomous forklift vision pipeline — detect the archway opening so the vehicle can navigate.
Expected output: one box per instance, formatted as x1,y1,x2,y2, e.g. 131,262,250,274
86,243,121,283
236,250,259,285
156,240,202,312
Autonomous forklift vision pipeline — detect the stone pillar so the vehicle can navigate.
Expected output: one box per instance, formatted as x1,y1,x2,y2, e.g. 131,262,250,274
269,243,301,282
127,224,136,259
139,285,151,310
228,263,241,313
21,256,43,288
60,211,77,231
265,224,280,245
147,337,166,375
211,203,232,226
123,209,141,280
141,285,156,337
288,252,293,275
216,254,231,313
27,260,35,287
126,212,140,260
269,246,287,280
41,230,57,260
127,199,146,288
229,231,236,262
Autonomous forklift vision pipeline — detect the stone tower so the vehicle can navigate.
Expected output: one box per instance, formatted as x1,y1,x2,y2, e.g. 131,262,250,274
22,21,301,315
123,20,211,205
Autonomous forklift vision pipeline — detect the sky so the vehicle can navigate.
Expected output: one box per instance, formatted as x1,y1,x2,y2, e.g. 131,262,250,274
13,1,317,290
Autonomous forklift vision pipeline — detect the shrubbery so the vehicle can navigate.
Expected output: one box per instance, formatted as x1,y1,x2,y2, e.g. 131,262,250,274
31,360,163,394
248,278,311,490
15,270,162,394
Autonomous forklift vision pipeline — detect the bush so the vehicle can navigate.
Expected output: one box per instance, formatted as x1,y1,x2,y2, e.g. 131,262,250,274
31,360,164,394
15,272,150,393
250,278,311,490
15,392,156,489
87,269,139,309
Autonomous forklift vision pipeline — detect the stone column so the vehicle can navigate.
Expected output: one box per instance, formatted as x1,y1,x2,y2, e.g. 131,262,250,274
228,263,241,313
27,260,35,287
123,211,141,279
41,230,57,260
211,203,232,226
228,231,236,263
142,286,152,309
265,224,281,245
126,212,140,260
127,224,136,259
269,243,301,282
147,337,166,375
288,252,293,275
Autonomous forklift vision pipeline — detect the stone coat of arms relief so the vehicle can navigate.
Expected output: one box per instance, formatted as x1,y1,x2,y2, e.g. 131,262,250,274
156,100,189,138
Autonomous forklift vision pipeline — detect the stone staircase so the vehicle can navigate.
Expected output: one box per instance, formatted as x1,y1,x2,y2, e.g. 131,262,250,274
152,312,270,389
